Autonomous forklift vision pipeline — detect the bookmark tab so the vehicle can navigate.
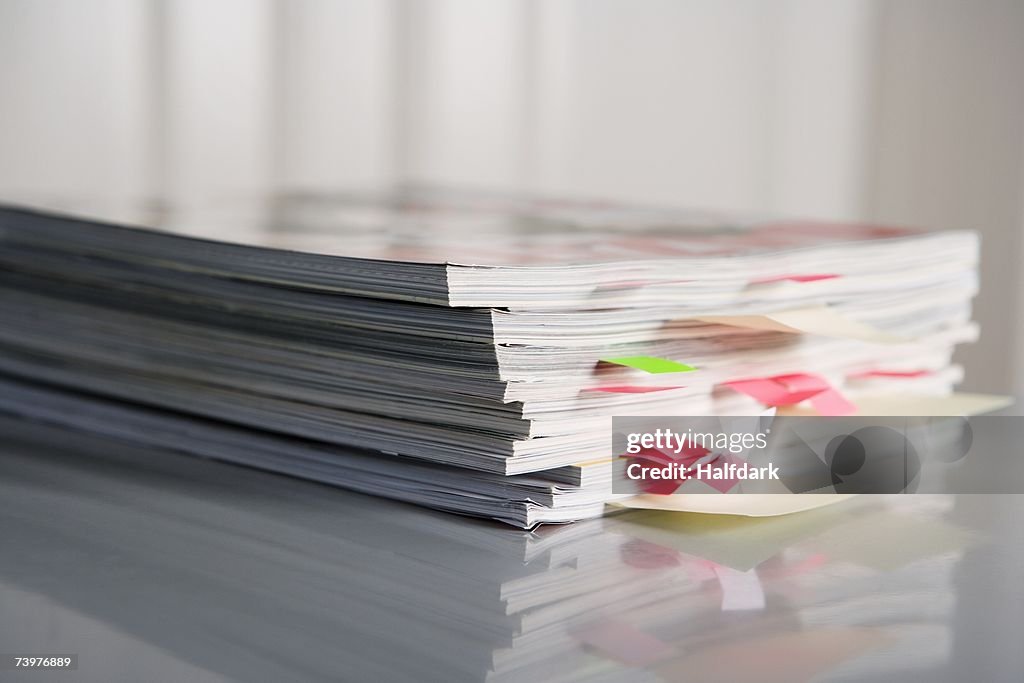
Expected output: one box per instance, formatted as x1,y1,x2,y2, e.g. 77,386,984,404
809,388,857,416
601,356,697,374
725,373,856,416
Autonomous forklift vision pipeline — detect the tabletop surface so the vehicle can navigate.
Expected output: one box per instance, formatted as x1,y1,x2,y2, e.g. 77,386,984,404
2,416,1023,683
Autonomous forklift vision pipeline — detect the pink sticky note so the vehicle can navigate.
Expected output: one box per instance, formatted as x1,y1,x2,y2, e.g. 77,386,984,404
725,375,822,406
724,378,794,405
773,373,826,391
724,373,854,415
809,388,856,416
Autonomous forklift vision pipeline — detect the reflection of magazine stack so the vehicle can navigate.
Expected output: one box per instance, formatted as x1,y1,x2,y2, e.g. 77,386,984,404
587,502,967,682
0,420,601,682
492,501,968,682
1,422,969,682
0,189,981,524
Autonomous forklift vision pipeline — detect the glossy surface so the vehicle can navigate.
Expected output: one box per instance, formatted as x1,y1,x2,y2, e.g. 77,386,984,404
2,417,1023,682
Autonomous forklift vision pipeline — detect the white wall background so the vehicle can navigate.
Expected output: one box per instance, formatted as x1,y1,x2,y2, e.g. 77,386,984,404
1,0,1023,396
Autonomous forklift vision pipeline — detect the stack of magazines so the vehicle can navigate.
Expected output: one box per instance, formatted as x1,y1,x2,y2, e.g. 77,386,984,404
0,189,981,527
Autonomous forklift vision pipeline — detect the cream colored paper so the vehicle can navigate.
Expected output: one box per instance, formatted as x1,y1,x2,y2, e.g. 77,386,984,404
780,392,1013,417
611,494,853,516
698,306,904,344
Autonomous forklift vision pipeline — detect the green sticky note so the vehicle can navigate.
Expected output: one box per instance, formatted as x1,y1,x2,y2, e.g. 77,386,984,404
601,356,697,374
